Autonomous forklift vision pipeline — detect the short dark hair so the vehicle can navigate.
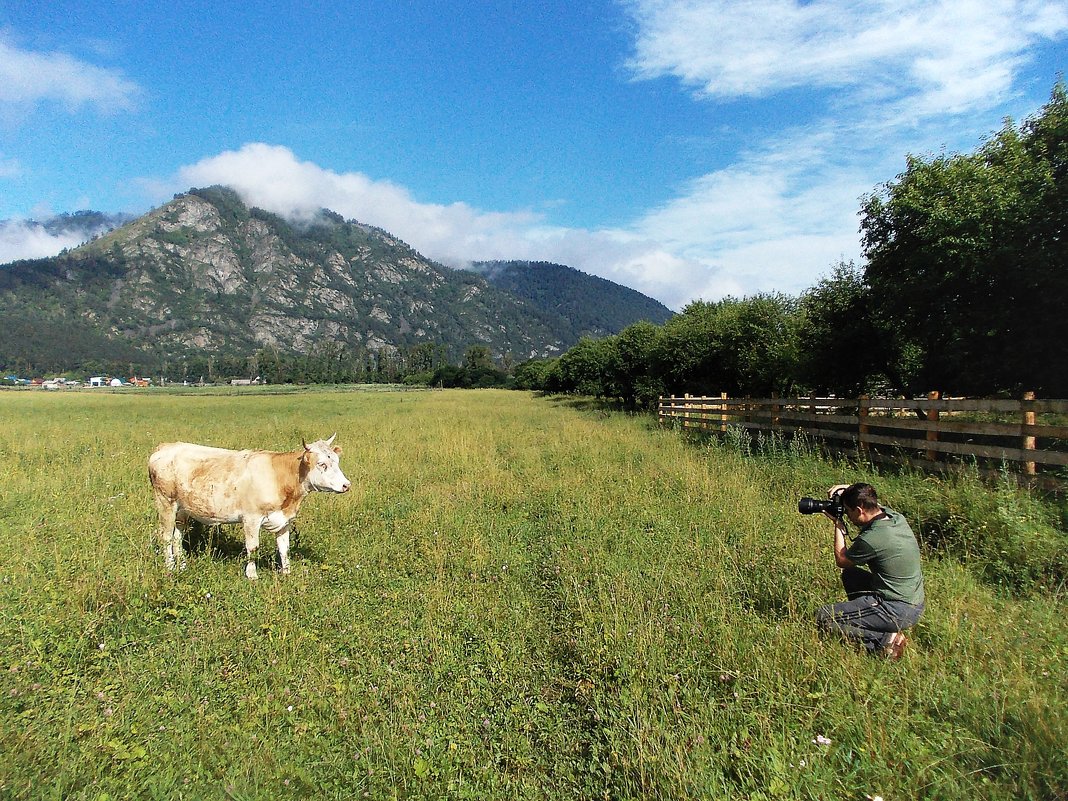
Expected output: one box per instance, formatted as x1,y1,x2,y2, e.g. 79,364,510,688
841,482,880,512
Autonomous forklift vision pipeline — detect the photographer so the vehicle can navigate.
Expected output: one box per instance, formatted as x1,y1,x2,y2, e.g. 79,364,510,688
811,482,925,660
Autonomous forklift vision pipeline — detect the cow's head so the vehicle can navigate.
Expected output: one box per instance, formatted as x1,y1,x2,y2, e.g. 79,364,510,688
301,433,351,493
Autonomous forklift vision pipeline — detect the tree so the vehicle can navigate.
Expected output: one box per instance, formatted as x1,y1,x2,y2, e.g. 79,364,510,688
512,359,553,391
860,82,1068,396
606,321,664,408
553,337,613,397
462,345,495,372
652,296,800,397
797,262,885,396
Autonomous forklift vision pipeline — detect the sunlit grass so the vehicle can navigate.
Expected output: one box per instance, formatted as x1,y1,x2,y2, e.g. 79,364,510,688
0,389,1064,799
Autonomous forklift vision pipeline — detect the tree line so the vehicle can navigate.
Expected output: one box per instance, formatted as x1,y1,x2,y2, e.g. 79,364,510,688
512,82,1068,406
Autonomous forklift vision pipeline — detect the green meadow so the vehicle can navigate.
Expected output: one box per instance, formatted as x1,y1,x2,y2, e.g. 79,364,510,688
0,388,1065,800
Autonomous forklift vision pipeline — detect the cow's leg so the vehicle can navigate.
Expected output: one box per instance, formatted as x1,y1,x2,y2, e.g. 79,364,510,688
243,518,262,580
276,528,292,575
264,512,292,575
153,491,184,571
173,510,191,571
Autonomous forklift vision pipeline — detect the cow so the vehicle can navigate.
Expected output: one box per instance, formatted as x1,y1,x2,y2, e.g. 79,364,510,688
148,434,351,579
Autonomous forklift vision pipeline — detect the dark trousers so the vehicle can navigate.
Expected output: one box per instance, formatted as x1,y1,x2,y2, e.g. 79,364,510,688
815,568,924,654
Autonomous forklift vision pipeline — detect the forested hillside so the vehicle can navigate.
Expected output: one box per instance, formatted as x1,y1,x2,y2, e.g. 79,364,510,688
466,260,672,340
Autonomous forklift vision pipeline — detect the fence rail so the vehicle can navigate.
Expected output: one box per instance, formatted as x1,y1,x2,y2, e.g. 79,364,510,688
657,392,1068,487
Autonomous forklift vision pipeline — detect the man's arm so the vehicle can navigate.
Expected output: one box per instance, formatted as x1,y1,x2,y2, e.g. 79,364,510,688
833,519,855,568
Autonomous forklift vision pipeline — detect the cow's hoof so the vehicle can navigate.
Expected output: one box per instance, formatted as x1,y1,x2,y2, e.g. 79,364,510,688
245,565,259,580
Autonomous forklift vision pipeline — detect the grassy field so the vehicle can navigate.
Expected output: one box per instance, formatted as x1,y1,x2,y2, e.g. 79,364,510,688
0,388,1065,800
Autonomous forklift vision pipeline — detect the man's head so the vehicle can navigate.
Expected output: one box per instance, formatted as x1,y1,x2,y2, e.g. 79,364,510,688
840,482,881,526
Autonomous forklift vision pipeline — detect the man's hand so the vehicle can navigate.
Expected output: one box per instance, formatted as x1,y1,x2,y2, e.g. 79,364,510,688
823,484,848,522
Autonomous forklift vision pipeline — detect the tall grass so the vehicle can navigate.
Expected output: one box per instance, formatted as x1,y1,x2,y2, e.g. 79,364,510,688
0,389,1064,800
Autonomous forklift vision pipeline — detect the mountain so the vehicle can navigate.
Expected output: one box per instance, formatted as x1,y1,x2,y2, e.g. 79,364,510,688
0,187,670,378
466,260,673,340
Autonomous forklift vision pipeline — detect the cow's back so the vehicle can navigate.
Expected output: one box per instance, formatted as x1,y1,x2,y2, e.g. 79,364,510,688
149,442,263,524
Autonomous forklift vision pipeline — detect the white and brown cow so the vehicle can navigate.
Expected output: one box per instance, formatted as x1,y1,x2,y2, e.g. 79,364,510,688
148,435,350,579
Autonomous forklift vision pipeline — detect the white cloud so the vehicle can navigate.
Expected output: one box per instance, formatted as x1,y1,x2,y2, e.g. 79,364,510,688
630,132,873,298
0,33,140,112
0,155,20,178
0,220,91,263
162,143,542,262
625,0,1068,115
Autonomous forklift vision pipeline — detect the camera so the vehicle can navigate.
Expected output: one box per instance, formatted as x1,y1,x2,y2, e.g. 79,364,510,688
798,492,844,518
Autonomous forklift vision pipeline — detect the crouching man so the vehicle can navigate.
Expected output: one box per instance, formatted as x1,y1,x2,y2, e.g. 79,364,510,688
816,482,925,660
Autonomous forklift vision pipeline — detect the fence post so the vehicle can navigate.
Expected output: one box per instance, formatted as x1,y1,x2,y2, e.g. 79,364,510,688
858,395,870,457
771,391,780,430
926,390,940,462
719,392,728,433
1023,390,1036,476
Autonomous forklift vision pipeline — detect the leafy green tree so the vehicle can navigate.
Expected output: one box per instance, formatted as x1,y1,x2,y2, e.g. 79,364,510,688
860,82,1068,396
553,337,613,397
512,359,553,391
462,345,495,372
796,261,885,396
652,295,800,397
606,321,664,408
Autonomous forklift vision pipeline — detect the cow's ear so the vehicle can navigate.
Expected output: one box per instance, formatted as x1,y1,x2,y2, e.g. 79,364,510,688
333,446,342,455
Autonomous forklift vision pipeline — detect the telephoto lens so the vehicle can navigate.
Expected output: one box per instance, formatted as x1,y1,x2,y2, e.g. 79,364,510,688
798,497,831,515
798,496,844,517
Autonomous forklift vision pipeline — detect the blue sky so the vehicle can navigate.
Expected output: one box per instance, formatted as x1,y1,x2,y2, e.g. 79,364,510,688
1,1,1066,309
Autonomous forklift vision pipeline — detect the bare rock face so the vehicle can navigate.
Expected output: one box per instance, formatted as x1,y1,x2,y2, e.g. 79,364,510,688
72,187,566,360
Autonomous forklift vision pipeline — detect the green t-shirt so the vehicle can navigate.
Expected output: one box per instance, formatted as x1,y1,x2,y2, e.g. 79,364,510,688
845,506,925,605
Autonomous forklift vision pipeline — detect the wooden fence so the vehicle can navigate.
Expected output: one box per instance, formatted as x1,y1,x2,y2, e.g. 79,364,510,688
657,392,1068,488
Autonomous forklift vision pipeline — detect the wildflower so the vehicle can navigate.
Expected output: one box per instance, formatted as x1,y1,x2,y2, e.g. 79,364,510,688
287,705,294,712
812,734,832,746
98,643,106,651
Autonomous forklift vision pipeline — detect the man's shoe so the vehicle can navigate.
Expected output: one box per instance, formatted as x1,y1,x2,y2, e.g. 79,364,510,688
884,632,907,661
